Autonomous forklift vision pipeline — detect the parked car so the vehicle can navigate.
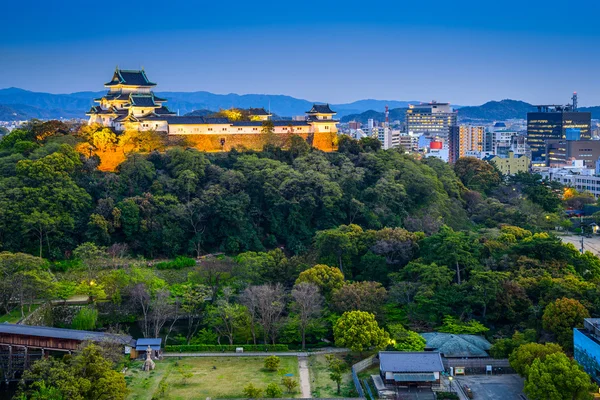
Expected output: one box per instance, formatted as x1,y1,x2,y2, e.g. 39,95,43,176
463,384,474,399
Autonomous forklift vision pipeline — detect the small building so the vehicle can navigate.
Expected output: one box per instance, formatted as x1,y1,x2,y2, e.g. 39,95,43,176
421,332,491,358
484,151,531,175
574,318,600,384
133,338,162,359
379,351,444,387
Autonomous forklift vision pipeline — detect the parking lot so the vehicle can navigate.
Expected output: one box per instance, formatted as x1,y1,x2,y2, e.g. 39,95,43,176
455,375,525,400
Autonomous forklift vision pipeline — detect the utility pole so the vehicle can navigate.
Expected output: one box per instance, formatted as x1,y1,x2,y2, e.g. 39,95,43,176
581,235,584,254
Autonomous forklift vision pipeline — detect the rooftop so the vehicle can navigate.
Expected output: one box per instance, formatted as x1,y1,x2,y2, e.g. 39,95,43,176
0,323,133,345
307,104,335,114
105,68,156,87
421,332,491,358
379,351,444,373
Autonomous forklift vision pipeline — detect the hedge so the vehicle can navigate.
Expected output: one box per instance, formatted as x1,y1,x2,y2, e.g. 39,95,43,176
165,344,289,352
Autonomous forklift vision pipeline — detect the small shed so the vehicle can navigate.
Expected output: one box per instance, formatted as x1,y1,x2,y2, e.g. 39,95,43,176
133,338,162,359
379,351,444,387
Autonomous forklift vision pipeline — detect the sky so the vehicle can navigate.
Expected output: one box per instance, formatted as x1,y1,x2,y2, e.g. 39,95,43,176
1,0,600,106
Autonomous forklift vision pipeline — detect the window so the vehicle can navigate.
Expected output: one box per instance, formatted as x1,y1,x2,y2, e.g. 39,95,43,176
208,128,213,131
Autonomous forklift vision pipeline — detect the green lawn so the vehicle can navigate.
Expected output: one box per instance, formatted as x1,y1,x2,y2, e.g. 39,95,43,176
306,353,354,398
0,305,40,323
125,356,299,400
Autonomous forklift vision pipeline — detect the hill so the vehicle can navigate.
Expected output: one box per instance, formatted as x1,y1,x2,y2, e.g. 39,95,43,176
341,108,407,124
457,100,536,121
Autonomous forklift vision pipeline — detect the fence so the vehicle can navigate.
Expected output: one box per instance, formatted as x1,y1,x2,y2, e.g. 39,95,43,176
443,358,513,375
351,356,378,399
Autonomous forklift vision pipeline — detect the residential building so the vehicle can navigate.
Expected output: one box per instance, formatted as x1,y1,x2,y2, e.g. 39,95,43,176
527,103,591,161
450,125,485,162
537,165,600,198
574,318,600,384
490,130,515,156
399,134,419,152
406,102,457,141
484,151,530,175
379,351,444,387
545,139,600,168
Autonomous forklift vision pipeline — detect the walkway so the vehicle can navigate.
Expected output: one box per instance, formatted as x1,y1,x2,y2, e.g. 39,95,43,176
298,356,311,398
163,347,348,358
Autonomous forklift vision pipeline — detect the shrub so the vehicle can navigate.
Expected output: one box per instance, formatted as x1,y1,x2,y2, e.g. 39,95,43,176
51,259,82,272
265,383,283,398
264,355,280,371
281,376,298,394
243,383,263,398
155,256,196,270
436,392,459,400
165,344,289,352
72,307,98,330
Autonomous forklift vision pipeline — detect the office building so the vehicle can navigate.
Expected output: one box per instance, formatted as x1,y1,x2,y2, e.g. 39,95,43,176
575,318,600,383
406,102,457,141
545,139,600,168
527,98,591,161
399,134,419,153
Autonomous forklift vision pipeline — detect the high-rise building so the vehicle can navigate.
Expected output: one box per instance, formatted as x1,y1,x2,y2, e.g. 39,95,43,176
527,102,591,161
405,102,457,141
448,126,484,163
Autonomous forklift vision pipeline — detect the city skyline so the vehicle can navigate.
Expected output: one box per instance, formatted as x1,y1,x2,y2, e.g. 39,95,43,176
2,0,600,105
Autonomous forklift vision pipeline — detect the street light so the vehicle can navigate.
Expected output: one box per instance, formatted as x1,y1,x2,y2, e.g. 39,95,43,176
448,376,453,392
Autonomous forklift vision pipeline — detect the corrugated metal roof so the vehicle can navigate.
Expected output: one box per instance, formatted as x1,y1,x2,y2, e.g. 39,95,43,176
0,323,132,344
379,352,444,373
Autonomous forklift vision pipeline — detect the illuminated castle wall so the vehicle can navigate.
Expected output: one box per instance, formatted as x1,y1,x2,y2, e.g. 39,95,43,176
87,68,338,152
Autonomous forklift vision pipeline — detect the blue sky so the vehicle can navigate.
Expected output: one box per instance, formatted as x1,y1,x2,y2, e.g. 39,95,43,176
2,0,600,105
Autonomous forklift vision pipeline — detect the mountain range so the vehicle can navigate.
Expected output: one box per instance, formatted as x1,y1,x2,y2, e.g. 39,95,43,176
1,87,599,123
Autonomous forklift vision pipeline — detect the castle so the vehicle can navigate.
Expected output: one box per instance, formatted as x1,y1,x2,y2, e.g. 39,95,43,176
87,68,339,146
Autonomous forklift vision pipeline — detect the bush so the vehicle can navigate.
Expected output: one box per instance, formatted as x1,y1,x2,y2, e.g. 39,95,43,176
281,376,298,394
265,383,283,398
264,356,280,371
165,344,289,352
155,256,196,270
436,392,459,400
243,383,263,398
51,259,82,272
72,307,98,330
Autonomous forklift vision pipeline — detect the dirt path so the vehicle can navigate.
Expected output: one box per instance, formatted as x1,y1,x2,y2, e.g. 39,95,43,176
298,356,311,398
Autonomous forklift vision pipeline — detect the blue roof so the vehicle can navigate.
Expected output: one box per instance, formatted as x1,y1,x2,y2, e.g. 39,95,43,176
379,351,444,373
136,338,162,346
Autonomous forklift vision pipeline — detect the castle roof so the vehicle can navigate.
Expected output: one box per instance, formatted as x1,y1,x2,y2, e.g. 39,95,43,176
307,104,335,114
248,108,271,116
105,68,156,87
129,94,158,107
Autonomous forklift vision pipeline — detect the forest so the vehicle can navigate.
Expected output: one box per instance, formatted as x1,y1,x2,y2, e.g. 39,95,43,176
2,120,600,399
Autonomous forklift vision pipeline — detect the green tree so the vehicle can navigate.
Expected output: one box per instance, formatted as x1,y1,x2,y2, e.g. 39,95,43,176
509,342,563,377
437,315,489,335
542,297,590,350
243,383,263,399
281,376,298,394
388,323,426,351
524,352,596,400
71,307,98,330
332,281,387,316
265,382,283,398
333,311,390,352
296,264,344,298
264,355,280,371
454,157,502,193
325,354,346,394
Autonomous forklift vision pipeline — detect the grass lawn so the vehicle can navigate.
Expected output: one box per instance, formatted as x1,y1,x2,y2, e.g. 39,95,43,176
306,353,354,398
0,305,40,323
125,356,299,400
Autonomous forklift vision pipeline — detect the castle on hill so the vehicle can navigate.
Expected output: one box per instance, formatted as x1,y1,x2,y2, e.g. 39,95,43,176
87,68,339,140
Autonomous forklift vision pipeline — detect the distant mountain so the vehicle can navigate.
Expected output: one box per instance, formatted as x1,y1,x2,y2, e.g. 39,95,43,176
341,108,407,124
184,109,214,117
0,88,422,121
457,100,536,121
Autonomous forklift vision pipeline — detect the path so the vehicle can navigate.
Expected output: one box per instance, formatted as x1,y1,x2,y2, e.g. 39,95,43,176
163,347,348,357
298,356,311,398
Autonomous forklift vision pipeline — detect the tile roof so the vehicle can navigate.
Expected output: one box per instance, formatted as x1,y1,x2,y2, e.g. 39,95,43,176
0,323,133,345
230,120,310,127
129,94,157,107
421,333,491,358
379,351,444,373
105,68,156,87
248,108,271,116
307,104,336,114
165,116,230,125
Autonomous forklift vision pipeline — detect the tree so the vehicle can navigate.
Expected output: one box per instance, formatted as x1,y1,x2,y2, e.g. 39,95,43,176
72,307,98,330
20,343,128,400
208,294,249,345
509,342,564,377
296,264,344,298
291,282,323,350
333,311,390,352
264,355,280,371
543,297,589,350
243,383,263,399
314,224,364,276
524,352,596,400
171,283,210,344
241,284,286,345
332,281,387,316
325,354,347,395
281,376,298,394
454,157,502,193
437,315,489,335
388,323,426,351
265,382,283,398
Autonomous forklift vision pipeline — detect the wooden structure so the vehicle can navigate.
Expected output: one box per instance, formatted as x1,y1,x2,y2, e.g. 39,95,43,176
0,323,133,382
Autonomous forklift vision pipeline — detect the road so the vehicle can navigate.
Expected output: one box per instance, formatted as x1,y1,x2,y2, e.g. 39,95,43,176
298,356,311,398
559,234,600,255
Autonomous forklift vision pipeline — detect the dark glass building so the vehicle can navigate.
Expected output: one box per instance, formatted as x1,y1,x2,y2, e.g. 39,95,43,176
527,105,591,162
